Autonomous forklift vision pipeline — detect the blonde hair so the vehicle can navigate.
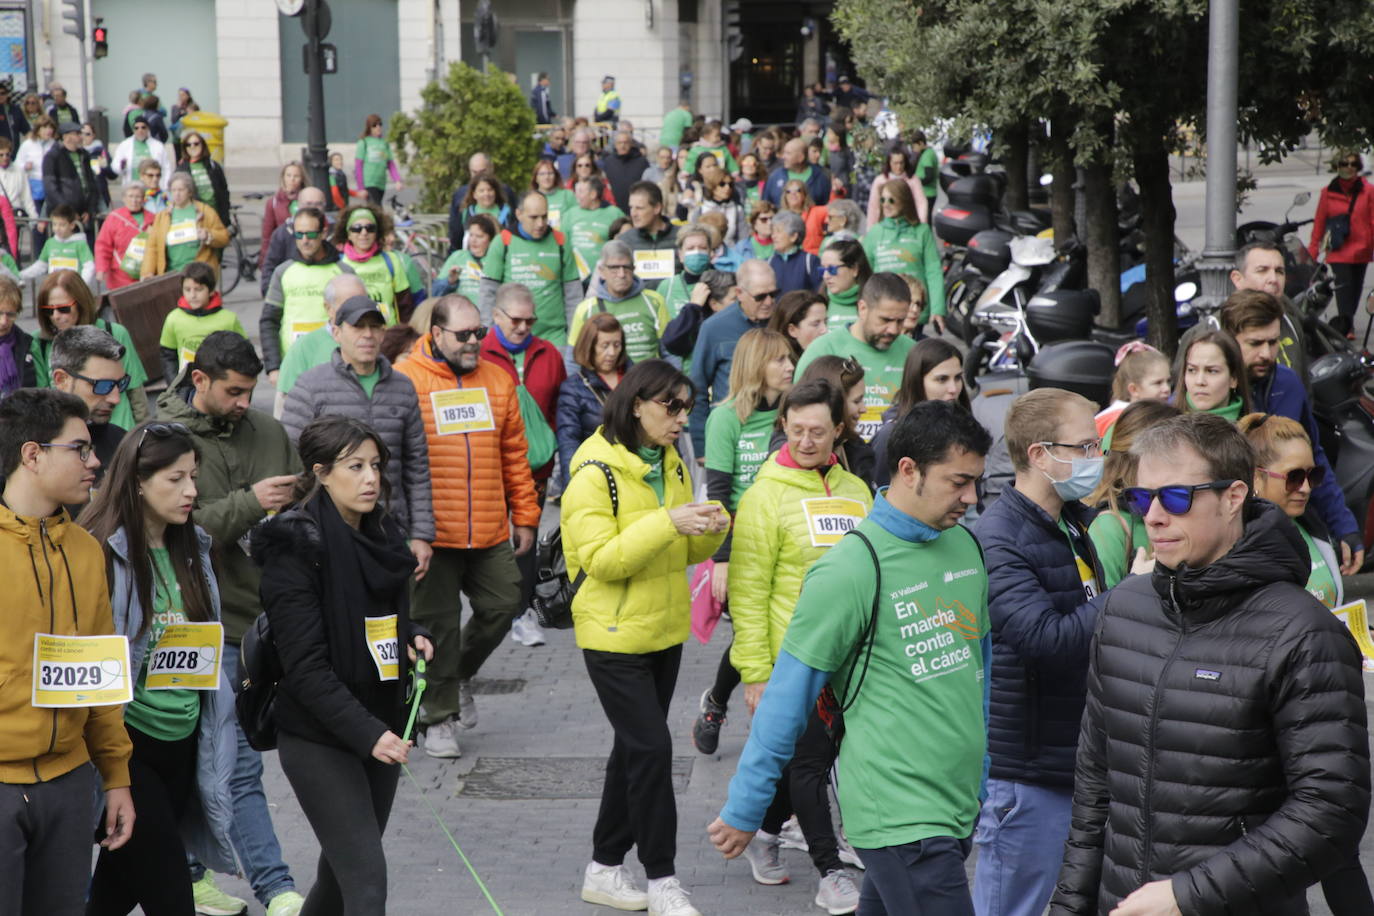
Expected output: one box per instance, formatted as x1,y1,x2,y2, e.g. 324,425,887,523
1237,412,1311,467
1111,349,1170,402
724,328,794,421
1005,387,1096,473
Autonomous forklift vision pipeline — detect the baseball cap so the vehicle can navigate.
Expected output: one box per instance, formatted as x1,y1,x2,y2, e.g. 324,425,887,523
334,295,386,327
730,118,753,134
838,74,853,83
603,74,615,82
59,121,82,136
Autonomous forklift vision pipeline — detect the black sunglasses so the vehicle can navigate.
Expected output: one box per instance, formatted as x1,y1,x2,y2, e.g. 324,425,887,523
437,325,487,342
137,421,191,450
44,304,75,314
1122,480,1239,517
349,223,378,234
1259,465,1325,494
749,288,780,301
651,397,693,416
71,370,131,396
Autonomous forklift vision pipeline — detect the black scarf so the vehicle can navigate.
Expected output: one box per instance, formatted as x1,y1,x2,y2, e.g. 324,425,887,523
305,489,416,685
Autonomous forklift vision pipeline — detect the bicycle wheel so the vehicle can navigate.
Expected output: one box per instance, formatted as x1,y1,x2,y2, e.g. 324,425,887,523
221,233,244,296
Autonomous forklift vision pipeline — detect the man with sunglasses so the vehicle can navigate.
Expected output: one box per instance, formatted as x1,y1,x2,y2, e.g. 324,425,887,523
47,327,130,495
394,295,541,758
1052,412,1370,916
259,185,331,297
1219,289,1362,574
971,387,1108,916
479,190,581,346
261,205,350,384
0,388,135,915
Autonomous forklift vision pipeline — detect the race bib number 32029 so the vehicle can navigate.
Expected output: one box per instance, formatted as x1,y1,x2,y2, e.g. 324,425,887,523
32,634,132,708
431,388,496,435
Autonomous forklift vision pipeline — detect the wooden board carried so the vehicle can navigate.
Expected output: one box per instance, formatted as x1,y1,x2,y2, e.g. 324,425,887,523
100,272,184,387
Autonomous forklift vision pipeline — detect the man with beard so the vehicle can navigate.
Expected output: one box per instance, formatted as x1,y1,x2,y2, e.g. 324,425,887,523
478,190,581,345
394,295,540,759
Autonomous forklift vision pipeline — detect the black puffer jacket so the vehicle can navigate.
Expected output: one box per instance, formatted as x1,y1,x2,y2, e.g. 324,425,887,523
1051,500,1370,916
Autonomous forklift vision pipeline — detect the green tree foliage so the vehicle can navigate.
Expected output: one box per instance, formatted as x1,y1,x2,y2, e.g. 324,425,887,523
391,62,541,213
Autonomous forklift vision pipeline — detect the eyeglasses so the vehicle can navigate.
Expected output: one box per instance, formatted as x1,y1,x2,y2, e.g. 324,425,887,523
349,223,378,234
748,288,779,301
820,265,843,276
137,421,190,451
71,371,132,396
602,263,634,273
1122,480,1239,517
1039,440,1103,459
1341,160,1361,168
436,325,487,342
651,397,693,416
38,440,94,461
292,229,322,239
1259,465,1326,494
496,310,535,328
43,304,75,314
880,196,897,204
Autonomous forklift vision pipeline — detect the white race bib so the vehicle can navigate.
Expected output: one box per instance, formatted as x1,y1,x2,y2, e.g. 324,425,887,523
431,388,496,435
32,634,132,708
166,219,199,247
800,497,867,548
633,248,674,280
365,615,400,681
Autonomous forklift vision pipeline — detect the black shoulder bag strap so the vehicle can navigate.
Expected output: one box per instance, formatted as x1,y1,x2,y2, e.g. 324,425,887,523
568,459,618,594
836,528,882,716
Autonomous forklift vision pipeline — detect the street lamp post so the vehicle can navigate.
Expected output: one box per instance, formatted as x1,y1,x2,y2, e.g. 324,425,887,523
1197,0,1240,310
303,0,330,192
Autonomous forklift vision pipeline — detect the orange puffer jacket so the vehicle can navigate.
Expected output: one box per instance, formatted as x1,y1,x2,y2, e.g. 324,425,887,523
394,335,541,549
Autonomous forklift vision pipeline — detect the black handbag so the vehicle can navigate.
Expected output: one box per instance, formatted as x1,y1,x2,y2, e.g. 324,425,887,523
1325,179,1362,252
235,613,283,752
530,460,617,629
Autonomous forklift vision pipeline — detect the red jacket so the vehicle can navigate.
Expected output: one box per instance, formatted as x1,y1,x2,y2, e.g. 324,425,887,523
260,190,295,270
1309,176,1374,264
480,332,566,481
93,207,148,289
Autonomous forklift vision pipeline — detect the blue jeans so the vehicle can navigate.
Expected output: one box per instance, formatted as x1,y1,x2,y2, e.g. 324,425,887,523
972,778,1073,916
854,835,974,916
189,642,296,905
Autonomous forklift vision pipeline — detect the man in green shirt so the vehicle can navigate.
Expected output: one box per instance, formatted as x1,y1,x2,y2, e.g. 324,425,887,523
710,400,993,911
795,272,917,441
913,130,940,215
479,190,581,346
562,176,625,283
569,240,670,363
660,100,693,150
273,273,369,400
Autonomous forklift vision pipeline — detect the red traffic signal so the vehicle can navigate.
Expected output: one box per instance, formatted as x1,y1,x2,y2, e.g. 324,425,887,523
93,19,108,59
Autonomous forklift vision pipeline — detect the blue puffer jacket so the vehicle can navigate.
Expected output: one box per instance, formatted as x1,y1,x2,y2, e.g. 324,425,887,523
1252,364,1358,541
556,360,632,488
974,485,1103,787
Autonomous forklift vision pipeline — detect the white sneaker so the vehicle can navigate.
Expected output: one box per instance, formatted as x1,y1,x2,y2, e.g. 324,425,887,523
778,816,809,851
423,718,461,758
647,877,701,916
815,869,860,914
742,830,790,885
510,609,546,647
457,679,477,729
580,863,648,911
836,828,864,870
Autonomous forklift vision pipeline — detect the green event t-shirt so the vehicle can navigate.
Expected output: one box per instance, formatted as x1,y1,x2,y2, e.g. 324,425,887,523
38,235,93,273
166,205,201,271
825,283,860,332
69,151,90,192
483,230,578,346
189,161,215,206
123,547,201,742
132,138,150,163
160,307,248,371
747,236,775,261
562,205,626,282
658,273,696,317
1087,509,1150,591
795,328,916,442
862,218,947,318
705,402,780,511
569,289,670,364
1299,525,1338,609
276,325,337,395
541,187,577,230
0,250,17,277
916,147,940,198
357,367,381,398
1056,516,1101,601
439,248,486,302
345,252,408,321
686,144,740,175
782,519,989,849
660,106,693,150
356,136,393,190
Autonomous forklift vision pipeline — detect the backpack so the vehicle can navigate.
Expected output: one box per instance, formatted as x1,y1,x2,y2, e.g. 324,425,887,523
235,612,283,752
530,459,617,629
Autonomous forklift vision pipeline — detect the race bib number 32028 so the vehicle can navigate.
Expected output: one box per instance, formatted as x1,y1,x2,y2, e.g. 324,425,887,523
32,634,132,708
146,622,224,691
431,388,496,435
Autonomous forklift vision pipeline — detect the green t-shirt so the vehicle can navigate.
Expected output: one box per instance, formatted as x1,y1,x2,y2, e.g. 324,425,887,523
357,367,381,398
686,144,740,175
705,402,780,511
1299,525,1338,609
132,138,150,163
69,151,90,192
747,236,775,261
861,217,946,318
38,235,93,272
160,307,248,372
0,250,17,277
916,147,940,198
439,249,486,302
795,328,916,442
189,161,215,206
825,283,860,332
659,273,696,317
166,205,201,271
541,187,577,230
346,252,408,320
563,205,626,282
660,107,693,149
124,548,201,742
1087,509,1150,591
569,289,670,363
483,230,579,346
356,136,393,190
266,259,347,358
782,519,989,849
276,325,338,394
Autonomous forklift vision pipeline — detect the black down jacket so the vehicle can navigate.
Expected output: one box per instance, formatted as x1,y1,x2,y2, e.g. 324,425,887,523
1051,500,1370,915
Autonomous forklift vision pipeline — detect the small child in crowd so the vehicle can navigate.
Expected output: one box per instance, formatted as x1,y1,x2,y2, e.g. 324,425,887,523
158,260,246,383
1095,341,1172,441
20,204,95,285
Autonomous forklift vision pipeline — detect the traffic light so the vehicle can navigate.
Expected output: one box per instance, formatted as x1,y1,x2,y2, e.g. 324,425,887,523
92,19,108,59
60,0,84,38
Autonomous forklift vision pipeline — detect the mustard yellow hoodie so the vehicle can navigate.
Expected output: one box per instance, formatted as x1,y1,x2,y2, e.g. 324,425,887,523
0,503,131,789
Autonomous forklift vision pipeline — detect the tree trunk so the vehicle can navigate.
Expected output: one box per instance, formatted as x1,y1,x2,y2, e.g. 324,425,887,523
1082,157,1121,327
1048,122,1076,246
1133,139,1179,356
1002,122,1030,212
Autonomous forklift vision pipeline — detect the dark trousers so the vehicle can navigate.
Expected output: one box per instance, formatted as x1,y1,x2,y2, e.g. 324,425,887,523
709,639,740,708
855,835,975,916
1322,852,1374,913
769,708,844,876
0,762,94,916
1330,261,1369,334
88,725,197,916
278,731,401,916
365,186,384,206
583,644,683,879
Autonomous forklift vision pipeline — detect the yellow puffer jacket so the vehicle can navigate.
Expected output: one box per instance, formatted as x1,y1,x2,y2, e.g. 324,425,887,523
728,453,873,683
562,429,725,654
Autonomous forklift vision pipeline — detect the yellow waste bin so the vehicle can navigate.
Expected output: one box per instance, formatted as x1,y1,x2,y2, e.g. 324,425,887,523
180,111,228,163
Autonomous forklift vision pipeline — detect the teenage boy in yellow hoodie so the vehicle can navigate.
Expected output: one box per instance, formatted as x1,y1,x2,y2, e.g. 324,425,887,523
0,387,134,914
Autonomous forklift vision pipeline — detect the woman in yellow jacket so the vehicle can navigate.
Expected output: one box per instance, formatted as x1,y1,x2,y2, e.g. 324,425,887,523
141,172,229,280
561,358,728,916
726,378,872,908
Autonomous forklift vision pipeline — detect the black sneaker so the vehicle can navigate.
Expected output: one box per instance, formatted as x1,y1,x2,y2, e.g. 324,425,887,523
692,688,727,754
